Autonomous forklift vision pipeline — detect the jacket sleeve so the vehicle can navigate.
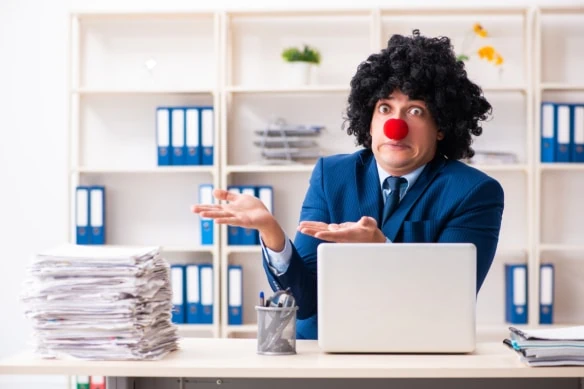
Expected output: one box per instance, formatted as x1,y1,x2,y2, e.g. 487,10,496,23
261,157,329,319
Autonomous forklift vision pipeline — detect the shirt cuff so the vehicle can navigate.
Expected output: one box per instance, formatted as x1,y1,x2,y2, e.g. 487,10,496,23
261,235,293,275
386,237,392,243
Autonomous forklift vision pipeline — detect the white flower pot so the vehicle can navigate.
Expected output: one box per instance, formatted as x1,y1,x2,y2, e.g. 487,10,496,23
285,61,312,85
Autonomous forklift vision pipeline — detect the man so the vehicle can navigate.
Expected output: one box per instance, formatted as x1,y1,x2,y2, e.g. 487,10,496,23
192,31,504,340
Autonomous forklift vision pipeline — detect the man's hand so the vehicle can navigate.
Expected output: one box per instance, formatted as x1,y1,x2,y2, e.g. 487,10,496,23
297,216,386,243
191,189,286,251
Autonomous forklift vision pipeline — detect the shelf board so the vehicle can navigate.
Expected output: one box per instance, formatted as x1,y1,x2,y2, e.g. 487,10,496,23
176,324,215,337
225,324,257,334
74,166,215,174
225,245,262,255
540,83,584,91
467,163,528,173
225,85,350,94
225,164,314,174
539,163,584,172
539,244,584,252
72,87,215,95
162,245,214,254
481,85,527,93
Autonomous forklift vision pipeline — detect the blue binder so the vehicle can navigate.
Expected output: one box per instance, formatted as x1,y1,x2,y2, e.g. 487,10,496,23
571,104,584,163
185,107,201,165
240,186,258,245
226,186,242,245
199,184,214,245
556,104,571,162
89,186,105,245
257,185,274,215
199,264,214,324
156,107,171,166
200,107,214,166
539,263,554,324
505,263,528,324
170,265,186,324
228,265,243,325
541,102,556,163
171,108,186,166
186,264,201,324
75,186,90,245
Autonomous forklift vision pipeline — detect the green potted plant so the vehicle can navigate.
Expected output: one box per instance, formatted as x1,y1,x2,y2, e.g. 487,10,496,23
281,45,321,85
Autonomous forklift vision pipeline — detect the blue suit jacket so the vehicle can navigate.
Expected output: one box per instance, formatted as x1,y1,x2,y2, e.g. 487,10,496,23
262,149,504,339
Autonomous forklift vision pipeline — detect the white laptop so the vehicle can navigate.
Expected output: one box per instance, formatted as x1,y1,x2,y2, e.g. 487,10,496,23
317,243,477,353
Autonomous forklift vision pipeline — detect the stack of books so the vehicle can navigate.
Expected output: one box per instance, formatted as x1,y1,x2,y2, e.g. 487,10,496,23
22,244,178,360
504,326,584,366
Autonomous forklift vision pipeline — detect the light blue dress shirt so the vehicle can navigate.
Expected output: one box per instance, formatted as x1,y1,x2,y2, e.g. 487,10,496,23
261,163,427,275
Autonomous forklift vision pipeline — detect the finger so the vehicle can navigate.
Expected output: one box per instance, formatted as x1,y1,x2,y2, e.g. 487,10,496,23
359,216,378,227
298,221,329,230
215,217,242,225
297,227,326,237
191,204,222,213
328,224,340,231
199,210,235,219
297,224,329,234
314,231,350,243
213,189,238,202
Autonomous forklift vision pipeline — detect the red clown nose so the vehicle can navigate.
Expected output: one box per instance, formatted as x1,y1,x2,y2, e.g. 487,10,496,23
383,119,409,140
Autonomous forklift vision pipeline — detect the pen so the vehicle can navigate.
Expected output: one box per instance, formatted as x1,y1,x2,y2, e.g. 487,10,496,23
259,291,265,307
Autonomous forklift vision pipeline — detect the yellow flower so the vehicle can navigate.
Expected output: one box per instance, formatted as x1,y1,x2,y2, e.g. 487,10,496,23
473,23,488,38
477,46,495,61
493,53,504,66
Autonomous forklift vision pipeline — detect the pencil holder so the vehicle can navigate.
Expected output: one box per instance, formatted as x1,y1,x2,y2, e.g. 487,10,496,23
255,305,298,355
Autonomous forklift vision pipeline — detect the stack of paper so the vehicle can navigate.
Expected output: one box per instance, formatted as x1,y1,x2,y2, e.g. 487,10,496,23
22,244,179,360
505,326,584,366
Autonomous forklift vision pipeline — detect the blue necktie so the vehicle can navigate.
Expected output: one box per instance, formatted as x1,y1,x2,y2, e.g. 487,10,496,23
382,176,406,225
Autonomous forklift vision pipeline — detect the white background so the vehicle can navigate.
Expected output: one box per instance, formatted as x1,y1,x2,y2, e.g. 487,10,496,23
1,0,583,387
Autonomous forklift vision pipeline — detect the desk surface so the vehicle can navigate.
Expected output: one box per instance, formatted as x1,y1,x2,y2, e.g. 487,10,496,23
1,339,583,378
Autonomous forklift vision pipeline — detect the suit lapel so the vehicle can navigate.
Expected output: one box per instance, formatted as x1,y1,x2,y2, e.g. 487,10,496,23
383,155,447,241
356,151,384,227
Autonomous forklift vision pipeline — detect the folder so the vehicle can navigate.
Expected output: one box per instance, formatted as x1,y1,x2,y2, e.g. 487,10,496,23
76,376,90,389
76,186,90,245
170,265,186,324
556,104,571,163
539,263,554,324
199,264,214,324
226,186,242,246
572,104,584,163
228,265,243,325
199,184,214,245
185,264,201,324
541,102,556,163
90,376,106,389
200,107,214,166
171,108,186,166
185,107,201,165
89,186,105,245
505,263,528,324
257,186,274,214
240,186,258,245
156,107,171,166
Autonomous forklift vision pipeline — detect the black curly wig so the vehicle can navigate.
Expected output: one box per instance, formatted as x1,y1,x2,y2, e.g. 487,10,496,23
344,30,492,160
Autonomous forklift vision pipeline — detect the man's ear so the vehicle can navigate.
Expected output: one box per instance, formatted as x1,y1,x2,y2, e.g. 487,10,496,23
437,131,444,141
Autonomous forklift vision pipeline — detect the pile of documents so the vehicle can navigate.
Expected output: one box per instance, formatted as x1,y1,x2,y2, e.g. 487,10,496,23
22,244,179,360
505,326,584,366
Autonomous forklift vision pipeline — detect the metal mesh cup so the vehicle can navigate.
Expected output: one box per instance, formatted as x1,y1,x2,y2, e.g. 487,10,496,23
255,305,298,355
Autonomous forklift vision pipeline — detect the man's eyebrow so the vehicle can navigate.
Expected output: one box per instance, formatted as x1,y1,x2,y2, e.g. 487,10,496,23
378,96,427,105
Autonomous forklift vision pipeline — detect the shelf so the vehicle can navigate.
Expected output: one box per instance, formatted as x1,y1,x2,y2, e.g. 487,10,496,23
225,165,315,174
225,324,257,334
225,246,262,255
74,166,216,174
161,246,214,254
540,83,584,91
538,163,584,172
225,85,350,94
72,87,215,95
466,164,529,173
539,244,584,252
481,85,528,93
176,324,215,337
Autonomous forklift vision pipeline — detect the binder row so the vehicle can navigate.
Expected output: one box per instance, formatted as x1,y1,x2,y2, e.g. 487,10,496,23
76,376,105,389
541,102,584,163
171,264,214,324
227,185,274,245
157,106,214,166
505,263,554,325
75,186,106,245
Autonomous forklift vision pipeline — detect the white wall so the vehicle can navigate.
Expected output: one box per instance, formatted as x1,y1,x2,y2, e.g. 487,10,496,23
0,0,582,388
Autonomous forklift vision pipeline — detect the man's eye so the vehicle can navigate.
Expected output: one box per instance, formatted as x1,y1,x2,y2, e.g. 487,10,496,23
378,104,390,114
409,107,423,116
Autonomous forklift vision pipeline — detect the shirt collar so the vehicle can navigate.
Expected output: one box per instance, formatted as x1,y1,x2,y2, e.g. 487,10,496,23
376,162,426,193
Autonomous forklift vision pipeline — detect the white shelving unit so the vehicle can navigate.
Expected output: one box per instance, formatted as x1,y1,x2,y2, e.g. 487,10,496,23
67,6,582,343
534,6,584,327
67,12,222,339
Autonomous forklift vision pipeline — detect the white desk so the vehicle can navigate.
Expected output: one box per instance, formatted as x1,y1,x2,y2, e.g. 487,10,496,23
0,339,583,379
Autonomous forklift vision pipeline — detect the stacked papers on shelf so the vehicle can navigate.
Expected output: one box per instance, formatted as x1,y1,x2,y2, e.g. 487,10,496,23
504,326,584,366
21,244,179,360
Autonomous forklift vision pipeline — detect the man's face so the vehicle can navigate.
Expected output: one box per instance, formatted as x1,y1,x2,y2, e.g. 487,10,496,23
370,90,443,176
